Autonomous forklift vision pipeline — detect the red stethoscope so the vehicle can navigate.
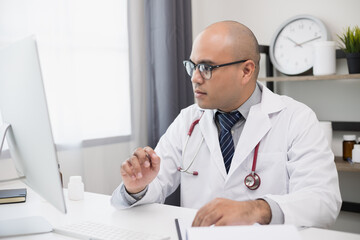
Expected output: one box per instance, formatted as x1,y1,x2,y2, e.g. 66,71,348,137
177,114,261,190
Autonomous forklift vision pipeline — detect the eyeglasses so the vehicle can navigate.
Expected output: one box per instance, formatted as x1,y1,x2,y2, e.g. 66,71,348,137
183,59,248,80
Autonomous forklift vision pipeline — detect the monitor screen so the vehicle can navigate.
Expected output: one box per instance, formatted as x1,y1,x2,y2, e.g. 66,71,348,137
0,36,66,214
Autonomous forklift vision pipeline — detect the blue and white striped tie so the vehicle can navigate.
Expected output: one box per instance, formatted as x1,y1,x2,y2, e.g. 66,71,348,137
217,111,242,173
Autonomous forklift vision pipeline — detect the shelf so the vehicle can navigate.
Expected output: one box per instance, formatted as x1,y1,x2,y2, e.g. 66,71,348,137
332,122,360,131
259,73,360,82
335,156,360,172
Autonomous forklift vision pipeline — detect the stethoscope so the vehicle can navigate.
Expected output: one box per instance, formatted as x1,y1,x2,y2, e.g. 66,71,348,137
177,113,261,190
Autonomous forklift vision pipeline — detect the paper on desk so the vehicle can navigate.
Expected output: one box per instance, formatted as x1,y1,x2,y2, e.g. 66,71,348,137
186,224,301,240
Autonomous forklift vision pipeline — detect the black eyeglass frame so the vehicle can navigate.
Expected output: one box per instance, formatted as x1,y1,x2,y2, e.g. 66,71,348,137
183,59,249,80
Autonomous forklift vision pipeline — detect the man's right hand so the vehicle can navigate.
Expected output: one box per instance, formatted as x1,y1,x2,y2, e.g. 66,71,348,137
120,147,161,194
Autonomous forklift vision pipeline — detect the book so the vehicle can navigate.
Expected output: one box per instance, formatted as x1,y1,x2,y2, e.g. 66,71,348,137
0,188,27,204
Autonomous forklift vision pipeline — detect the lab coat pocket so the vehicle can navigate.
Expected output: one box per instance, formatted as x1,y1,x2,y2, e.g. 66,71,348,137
252,152,288,196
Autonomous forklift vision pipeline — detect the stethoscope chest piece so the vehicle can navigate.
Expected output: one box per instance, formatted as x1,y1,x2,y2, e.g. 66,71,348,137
244,172,261,190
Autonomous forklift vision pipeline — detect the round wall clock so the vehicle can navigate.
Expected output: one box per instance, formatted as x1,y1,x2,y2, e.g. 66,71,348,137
269,15,330,75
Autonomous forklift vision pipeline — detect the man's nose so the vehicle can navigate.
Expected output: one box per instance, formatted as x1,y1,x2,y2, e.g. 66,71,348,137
191,67,204,84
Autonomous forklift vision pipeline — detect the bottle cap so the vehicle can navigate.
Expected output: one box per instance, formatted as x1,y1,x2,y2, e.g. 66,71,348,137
343,135,356,141
354,144,360,149
69,176,82,183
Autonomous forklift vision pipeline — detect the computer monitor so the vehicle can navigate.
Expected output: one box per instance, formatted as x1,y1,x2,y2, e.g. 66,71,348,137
0,36,67,236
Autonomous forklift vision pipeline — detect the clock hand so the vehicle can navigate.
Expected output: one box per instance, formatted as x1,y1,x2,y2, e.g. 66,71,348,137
298,36,322,46
285,36,302,47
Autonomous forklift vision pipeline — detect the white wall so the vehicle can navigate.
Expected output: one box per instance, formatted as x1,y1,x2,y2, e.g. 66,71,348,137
0,142,135,195
192,0,360,45
58,143,127,195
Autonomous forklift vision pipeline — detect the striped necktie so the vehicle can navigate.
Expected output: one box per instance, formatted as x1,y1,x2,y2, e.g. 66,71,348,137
217,111,242,173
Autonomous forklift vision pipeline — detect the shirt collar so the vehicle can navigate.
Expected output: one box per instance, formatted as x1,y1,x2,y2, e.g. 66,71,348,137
212,82,262,120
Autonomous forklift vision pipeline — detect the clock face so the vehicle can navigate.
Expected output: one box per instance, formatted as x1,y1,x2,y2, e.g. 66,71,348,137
270,16,329,75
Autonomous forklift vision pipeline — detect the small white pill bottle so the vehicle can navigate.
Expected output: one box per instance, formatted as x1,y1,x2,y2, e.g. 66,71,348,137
352,144,360,163
68,176,84,200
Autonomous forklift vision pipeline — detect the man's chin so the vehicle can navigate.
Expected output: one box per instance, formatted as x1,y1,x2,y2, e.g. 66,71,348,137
196,101,214,110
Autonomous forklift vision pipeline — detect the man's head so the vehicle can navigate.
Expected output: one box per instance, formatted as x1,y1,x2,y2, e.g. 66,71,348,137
186,21,260,112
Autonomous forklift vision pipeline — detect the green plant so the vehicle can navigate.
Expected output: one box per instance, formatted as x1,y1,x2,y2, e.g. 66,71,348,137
338,26,360,54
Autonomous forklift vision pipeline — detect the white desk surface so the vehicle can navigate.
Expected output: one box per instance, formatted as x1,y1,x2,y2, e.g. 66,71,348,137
1,180,359,240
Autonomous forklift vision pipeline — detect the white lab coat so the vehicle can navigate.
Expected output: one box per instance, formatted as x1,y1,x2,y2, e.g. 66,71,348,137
112,82,341,228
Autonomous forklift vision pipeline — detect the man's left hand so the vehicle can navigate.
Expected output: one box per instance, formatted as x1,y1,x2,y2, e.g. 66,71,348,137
192,198,271,226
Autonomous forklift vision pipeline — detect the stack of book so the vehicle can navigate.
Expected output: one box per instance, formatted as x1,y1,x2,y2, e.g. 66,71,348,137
0,188,27,204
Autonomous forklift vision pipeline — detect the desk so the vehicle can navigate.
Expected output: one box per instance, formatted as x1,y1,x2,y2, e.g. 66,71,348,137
1,180,359,240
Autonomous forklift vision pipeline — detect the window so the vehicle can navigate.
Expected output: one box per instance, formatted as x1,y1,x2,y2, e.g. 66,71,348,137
0,0,130,145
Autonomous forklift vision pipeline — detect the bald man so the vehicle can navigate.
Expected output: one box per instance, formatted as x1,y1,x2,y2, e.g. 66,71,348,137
111,21,341,228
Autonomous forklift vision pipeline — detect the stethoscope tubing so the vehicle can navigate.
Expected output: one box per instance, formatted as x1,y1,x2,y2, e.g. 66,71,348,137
252,142,260,173
178,135,203,175
178,112,261,190
178,112,204,176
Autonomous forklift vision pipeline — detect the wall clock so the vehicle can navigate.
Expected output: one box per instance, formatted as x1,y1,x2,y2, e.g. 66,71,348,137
269,15,330,75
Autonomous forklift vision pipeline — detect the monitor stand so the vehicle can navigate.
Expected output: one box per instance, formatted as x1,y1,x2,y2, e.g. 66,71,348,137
0,123,24,181
0,123,53,237
0,123,11,157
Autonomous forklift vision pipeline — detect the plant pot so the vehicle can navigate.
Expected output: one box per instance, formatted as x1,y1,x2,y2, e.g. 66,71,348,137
346,52,360,74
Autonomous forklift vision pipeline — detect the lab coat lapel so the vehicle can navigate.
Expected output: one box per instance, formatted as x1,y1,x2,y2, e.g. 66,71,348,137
199,110,227,180
227,84,285,179
227,104,271,178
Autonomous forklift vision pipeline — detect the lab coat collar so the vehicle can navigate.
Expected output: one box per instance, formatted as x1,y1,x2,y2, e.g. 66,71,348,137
257,81,285,115
211,83,262,120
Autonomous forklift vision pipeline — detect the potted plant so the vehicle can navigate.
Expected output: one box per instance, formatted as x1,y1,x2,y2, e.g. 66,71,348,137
338,25,360,74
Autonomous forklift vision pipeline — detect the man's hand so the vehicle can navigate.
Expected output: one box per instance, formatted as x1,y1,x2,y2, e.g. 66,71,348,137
120,147,160,194
192,198,271,226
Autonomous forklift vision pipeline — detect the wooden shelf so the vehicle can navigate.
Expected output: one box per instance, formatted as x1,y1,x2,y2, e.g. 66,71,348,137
259,73,360,82
335,156,360,172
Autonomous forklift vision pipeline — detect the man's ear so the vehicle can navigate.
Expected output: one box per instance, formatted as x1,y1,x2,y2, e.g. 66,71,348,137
240,60,256,84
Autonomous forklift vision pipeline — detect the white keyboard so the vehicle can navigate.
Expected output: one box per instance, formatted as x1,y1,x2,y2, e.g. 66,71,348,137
53,221,170,240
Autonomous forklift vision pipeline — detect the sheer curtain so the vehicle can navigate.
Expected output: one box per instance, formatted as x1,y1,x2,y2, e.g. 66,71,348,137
0,0,130,147
144,0,193,148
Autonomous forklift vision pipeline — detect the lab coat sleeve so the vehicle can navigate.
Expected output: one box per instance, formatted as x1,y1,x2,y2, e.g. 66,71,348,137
110,184,148,209
111,180,165,209
264,105,342,228
111,106,192,209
